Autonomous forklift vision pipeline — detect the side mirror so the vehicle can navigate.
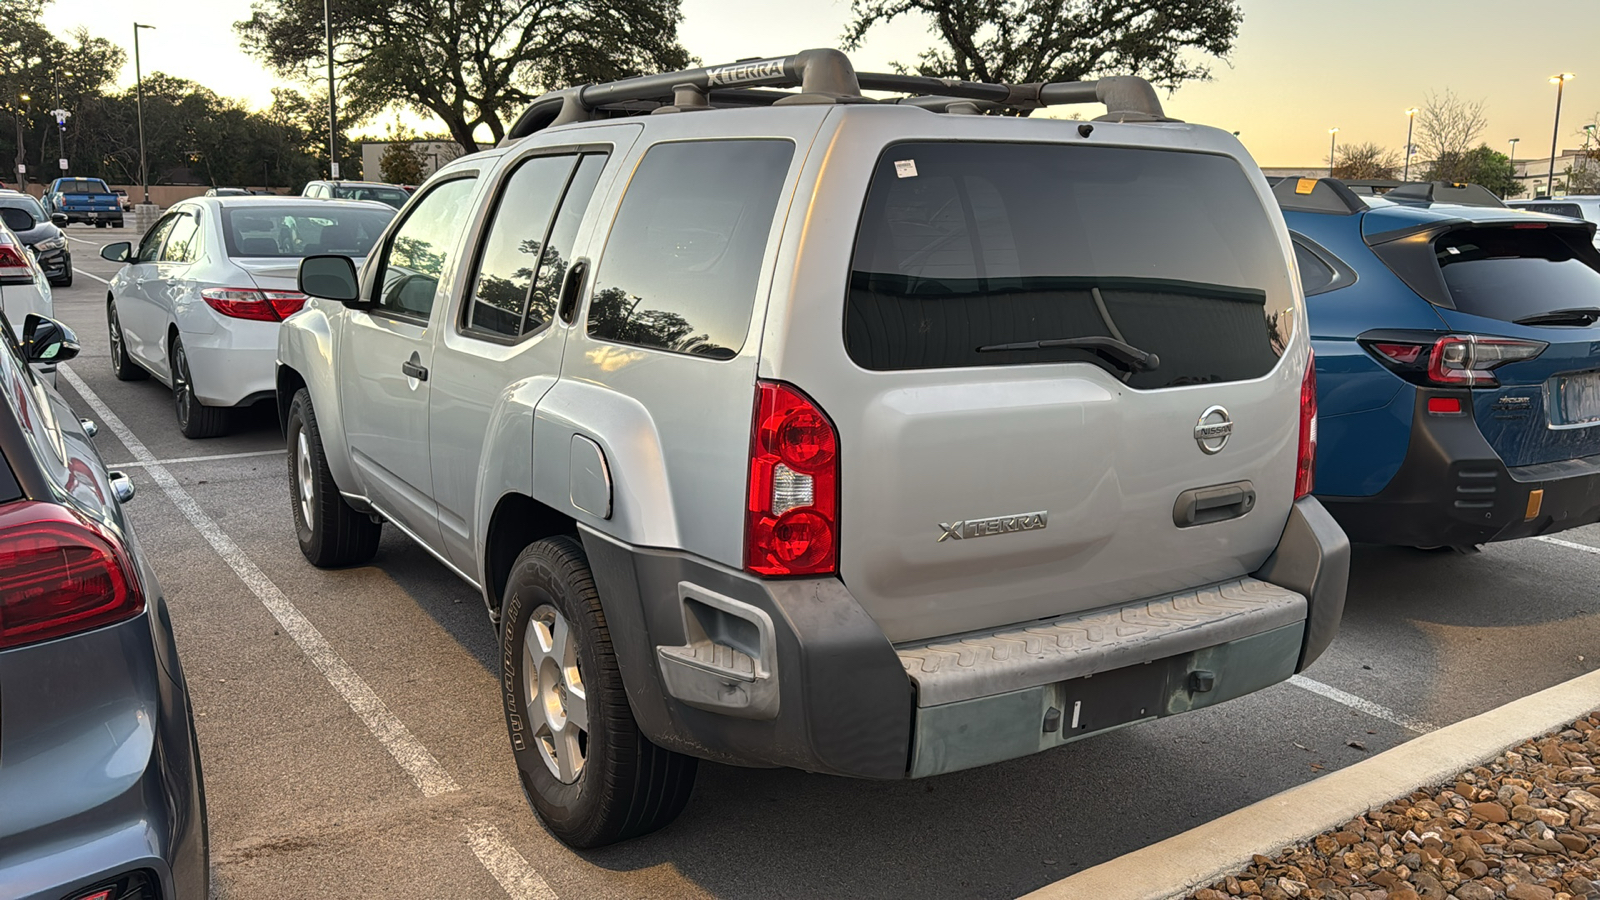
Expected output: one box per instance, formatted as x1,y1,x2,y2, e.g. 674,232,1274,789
0,207,33,232
50,212,67,227
299,254,363,305
21,313,78,363
100,241,131,262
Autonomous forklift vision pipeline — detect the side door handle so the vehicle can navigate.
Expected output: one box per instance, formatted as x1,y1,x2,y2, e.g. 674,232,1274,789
557,258,588,325
401,352,428,382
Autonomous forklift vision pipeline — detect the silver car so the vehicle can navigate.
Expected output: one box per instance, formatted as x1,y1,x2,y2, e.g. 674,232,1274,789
280,49,1349,848
100,197,394,437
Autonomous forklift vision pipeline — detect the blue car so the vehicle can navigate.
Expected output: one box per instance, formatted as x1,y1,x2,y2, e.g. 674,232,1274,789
1279,177,1600,549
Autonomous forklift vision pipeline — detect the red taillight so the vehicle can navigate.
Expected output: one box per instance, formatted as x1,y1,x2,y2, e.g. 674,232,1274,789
201,288,308,322
1296,354,1317,500
1372,342,1425,365
746,382,838,577
1425,335,1545,388
0,501,145,650
0,234,31,280
1427,396,1463,415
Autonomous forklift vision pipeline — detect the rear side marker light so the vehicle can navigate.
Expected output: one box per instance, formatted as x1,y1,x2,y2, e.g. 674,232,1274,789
746,382,839,576
1426,397,1463,415
1296,353,1316,500
200,287,309,322
0,501,145,650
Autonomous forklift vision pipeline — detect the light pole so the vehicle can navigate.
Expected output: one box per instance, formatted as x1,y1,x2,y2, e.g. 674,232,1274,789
13,92,28,189
1548,73,1575,198
1402,109,1418,181
51,68,71,175
134,22,155,205
324,0,338,179
1328,127,1339,178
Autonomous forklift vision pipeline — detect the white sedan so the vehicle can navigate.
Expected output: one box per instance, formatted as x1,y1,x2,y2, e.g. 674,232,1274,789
100,196,394,437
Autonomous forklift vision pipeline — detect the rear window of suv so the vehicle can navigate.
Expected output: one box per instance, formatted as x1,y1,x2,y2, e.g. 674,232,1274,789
845,142,1294,389
1436,227,1600,321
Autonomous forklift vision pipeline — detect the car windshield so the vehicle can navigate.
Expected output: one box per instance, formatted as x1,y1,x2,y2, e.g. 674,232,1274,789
0,195,47,224
55,179,108,193
220,205,395,258
331,185,409,209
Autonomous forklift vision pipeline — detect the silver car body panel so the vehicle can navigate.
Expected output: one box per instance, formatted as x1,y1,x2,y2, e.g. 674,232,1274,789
283,102,1310,651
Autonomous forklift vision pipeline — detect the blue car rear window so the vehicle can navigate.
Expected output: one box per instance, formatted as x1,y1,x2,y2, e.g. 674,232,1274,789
1437,228,1600,322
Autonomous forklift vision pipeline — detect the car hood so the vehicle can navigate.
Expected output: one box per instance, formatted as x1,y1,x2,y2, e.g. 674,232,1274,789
13,223,60,245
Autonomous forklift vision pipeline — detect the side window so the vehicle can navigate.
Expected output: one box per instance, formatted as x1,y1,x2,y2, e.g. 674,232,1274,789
137,215,178,263
587,140,794,359
372,177,477,320
1293,241,1337,295
465,155,576,339
161,213,202,263
527,155,606,333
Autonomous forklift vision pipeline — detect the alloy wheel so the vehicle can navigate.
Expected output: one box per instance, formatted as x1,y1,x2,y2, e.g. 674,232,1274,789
295,430,315,528
523,603,588,784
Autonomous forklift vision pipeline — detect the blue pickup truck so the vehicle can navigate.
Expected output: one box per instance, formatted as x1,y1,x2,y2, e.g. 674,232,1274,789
44,177,124,228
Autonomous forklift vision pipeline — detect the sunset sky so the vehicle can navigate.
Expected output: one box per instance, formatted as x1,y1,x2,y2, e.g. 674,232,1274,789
44,0,1600,166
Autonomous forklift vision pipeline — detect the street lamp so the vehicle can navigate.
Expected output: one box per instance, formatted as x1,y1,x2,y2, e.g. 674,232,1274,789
1403,108,1418,182
324,0,338,179
1328,127,1339,178
134,22,156,205
1548,73,1575,198
51,68,72,174
13,92,30,189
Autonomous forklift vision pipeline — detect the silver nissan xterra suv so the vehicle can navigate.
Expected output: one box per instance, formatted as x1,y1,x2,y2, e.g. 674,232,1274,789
277,48,1351,848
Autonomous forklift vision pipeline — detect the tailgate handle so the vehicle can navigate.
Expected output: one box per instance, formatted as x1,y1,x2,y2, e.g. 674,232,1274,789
1172,480,1255,528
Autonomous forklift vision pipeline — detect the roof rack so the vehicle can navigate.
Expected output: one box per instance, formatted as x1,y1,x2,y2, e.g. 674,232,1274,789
1270,176,1368,215
505,48,1176,140
1382,181,1506,209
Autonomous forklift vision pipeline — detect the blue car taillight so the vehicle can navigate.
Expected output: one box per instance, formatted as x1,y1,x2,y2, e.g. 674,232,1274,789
1360,333,1547,389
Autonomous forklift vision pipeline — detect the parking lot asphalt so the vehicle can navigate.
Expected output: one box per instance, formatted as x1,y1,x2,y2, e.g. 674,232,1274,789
48,223,1600,899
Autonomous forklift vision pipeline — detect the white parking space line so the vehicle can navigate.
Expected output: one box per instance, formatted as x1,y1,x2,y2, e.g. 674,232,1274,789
113,448,286,469
1534,535,1600,555
58,363,460,796
71,267,110,284
467,824,559,900
1289,674,1436,735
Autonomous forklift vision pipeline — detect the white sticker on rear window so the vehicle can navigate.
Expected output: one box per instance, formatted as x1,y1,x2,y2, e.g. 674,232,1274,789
894,160,918,179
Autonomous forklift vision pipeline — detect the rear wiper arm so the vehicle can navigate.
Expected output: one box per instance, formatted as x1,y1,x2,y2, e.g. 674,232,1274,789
1513,307,1600,327
975,335,1160,373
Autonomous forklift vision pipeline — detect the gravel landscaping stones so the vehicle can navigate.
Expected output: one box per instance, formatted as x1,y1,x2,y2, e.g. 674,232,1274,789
1184,714,1600,900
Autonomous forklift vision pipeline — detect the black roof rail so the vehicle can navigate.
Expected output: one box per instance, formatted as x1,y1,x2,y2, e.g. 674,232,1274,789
1271,176,1368,215
1382,181,1506,209
504,48,1175,141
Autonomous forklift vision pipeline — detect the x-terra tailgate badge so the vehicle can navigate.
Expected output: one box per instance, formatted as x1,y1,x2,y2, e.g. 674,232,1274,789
938,511,1048,542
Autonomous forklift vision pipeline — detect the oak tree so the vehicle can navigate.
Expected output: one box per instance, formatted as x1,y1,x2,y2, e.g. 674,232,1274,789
842,0,1243,89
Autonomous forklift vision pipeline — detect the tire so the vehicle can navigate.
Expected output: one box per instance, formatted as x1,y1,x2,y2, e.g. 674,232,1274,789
50,272,72,288
107,300,147,381
286,388,381,567
170,336,229,438
500,536,697,848
94,221,106,229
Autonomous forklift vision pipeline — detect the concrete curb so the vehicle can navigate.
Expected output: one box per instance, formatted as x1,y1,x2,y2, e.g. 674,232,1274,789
1021,667,1600,900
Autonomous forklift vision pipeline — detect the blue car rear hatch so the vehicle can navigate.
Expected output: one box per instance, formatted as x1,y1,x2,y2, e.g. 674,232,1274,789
1361,208,1600,468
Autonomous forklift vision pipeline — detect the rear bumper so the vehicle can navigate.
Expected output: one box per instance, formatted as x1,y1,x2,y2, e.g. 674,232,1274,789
60,210,123,225
580,497,1348,779
182,324,278,407
1318,391,1600,546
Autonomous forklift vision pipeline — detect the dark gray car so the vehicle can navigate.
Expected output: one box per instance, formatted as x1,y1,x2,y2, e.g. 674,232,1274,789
0,191,71,287
0,314,208,898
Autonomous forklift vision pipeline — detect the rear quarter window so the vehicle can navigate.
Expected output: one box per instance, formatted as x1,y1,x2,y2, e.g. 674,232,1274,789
844,142,1294,388
586,139,794,360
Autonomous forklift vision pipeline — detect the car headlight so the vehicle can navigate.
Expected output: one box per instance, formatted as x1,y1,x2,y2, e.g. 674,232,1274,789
32,236,65,252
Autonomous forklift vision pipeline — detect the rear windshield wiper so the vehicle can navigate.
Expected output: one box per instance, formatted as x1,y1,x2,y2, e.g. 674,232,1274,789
975,335,1160,373
1512,307,1600,327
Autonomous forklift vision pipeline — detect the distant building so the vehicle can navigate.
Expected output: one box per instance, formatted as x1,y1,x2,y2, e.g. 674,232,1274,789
359,140,467,184
1509,148,1595,199
1261,167,1327,181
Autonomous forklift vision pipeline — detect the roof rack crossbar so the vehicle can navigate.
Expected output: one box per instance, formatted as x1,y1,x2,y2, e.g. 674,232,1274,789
505,48,1172,140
